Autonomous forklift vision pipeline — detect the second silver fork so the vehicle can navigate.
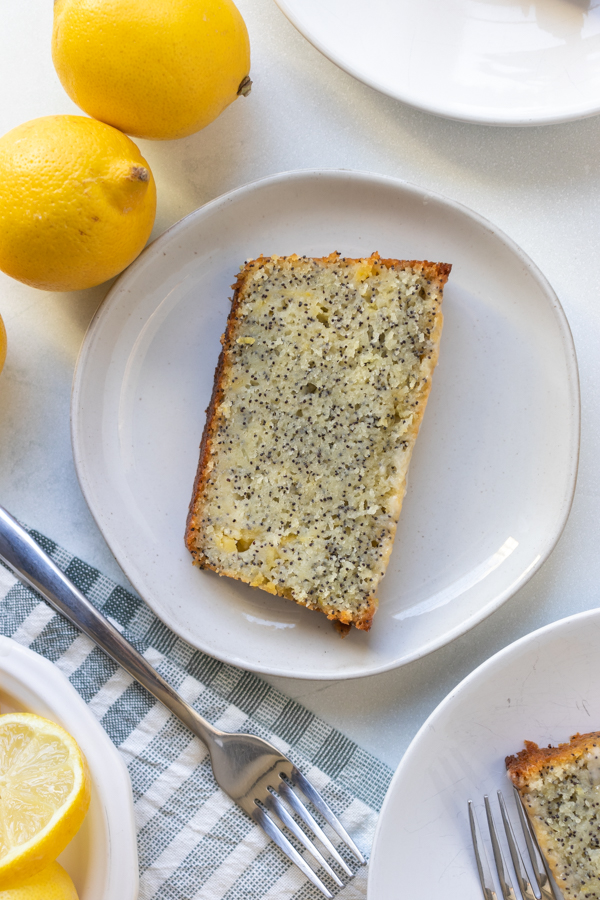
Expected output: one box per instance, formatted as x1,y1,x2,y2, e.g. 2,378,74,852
468,788,562,900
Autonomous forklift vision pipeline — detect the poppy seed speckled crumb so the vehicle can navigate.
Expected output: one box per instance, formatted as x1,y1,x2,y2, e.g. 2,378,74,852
507,732,600,899
185,252,451,632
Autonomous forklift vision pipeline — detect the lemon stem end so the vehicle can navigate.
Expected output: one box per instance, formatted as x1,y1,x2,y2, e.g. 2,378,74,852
128,165,149,182
237,75,252,97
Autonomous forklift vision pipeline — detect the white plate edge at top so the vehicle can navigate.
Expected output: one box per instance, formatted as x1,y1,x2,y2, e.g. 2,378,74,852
366,605,600,897
70,168,580,680
273,0,600,127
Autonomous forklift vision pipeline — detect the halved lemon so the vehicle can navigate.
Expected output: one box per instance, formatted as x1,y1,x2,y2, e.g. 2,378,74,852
0,862,78,899
0,714,91,889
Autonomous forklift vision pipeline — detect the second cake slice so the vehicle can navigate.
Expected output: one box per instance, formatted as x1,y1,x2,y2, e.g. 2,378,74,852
186,252,451,632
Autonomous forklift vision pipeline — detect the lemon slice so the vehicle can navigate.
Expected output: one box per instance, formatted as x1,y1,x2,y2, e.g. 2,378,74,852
0,862,78,899
0,714,90,889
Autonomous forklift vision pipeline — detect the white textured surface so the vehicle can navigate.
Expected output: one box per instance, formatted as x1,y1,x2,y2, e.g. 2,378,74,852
0,0,598,767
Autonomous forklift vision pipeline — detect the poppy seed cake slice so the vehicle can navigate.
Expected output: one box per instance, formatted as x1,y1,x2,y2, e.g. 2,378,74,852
507,732,600,899
185,252,451,632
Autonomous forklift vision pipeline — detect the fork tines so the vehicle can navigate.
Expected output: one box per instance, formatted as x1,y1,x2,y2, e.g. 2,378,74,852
468,789,562,900
253,767,365,899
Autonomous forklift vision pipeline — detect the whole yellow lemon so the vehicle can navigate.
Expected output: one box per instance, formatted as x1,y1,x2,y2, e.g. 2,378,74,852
0,116,156,292
52,0,252,141
0,315,6,376
0,863,78,900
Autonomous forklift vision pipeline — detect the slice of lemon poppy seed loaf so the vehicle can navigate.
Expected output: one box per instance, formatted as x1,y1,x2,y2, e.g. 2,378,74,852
507,732,600,899
186,252,451,632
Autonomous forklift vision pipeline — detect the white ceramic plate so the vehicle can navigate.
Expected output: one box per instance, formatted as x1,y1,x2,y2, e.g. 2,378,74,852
0,634,137,900
275,0,600,126
71,169,579,680
367,607,600,899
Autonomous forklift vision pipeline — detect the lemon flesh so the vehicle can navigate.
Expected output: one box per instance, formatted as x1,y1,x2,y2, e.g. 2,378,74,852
52,0,251,141
0,316,6,376
0,714,90,890
0,116,156,292
0,862,78,900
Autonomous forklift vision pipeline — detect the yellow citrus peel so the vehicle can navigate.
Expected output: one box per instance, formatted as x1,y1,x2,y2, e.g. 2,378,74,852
0,315,6,375
0,862,78,900
52,0,251,140
0,115,156,291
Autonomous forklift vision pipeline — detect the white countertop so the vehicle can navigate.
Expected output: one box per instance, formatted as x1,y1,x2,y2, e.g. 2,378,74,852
1,0,599,773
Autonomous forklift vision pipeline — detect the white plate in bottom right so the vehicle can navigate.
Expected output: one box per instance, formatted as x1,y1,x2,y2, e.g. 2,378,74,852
368,608,600,898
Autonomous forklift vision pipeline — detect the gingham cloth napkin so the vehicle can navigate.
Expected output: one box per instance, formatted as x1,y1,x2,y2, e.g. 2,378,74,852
0,529,393,900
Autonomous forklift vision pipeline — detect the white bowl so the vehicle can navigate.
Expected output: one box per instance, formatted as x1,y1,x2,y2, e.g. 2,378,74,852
0,637,138,900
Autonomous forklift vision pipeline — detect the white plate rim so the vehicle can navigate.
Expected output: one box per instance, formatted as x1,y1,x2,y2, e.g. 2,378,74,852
71,167,580,680
0,635,138,900
366,605,600,897
274,0,600,127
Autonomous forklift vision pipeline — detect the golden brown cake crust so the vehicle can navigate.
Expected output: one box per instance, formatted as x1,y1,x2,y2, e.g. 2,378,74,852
506,731,600,900
186,252,451,632
506,731,600,787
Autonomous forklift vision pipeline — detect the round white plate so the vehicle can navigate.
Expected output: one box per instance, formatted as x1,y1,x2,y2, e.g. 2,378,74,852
72,169,579,680
0,636,137,900
368,607,600,899
275,0,600,126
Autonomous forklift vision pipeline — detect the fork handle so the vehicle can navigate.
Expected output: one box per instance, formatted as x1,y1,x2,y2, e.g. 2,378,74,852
0,505,222,750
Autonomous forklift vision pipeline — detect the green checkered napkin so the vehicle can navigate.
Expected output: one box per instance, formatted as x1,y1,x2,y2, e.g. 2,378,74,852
0,530,392,899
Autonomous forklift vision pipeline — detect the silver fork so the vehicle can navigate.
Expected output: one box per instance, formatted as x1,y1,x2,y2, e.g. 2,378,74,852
468,789,562,900
0,505,364,898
